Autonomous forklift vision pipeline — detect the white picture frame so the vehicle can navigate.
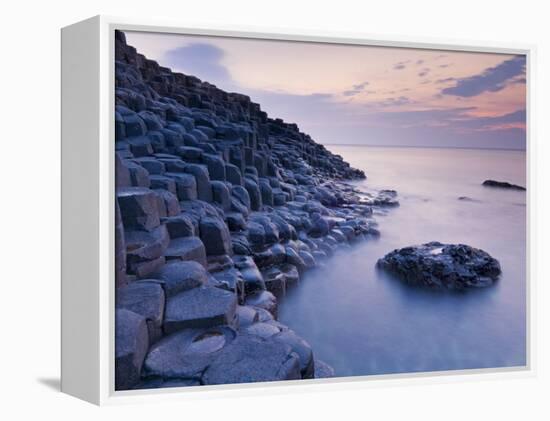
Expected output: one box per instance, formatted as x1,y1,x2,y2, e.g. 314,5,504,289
61,15,535,405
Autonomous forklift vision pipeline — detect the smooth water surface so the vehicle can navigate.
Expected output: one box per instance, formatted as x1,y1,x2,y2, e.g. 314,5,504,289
278,146,527,377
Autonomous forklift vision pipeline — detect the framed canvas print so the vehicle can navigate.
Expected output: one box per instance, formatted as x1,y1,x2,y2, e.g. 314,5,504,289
61,16,532,405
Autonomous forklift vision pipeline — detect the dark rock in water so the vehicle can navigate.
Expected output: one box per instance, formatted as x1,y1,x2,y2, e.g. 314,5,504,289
202,334,301,385
482,179,526,191
458,196,481,202
163,285,238,333
377,241,501,290
115,309,149,390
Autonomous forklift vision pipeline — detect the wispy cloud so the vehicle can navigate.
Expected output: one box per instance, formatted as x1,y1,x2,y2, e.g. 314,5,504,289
441,55,526,97
393,60,409,70
418,68,430,77
342,81,370,97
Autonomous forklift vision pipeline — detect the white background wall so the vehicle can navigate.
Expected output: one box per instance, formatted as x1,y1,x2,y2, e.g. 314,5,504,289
1,0,547,418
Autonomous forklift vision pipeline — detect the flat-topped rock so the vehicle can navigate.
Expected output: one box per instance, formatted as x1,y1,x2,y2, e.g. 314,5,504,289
163,285,238,333
143,326,236,379
151,260,208,297
164,236,207,267
116,282,165,343
117,187,160,231
377,241,501,290
202,334,301,385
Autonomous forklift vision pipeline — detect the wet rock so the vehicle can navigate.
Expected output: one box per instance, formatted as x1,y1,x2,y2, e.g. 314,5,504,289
377,241,501,290
285,247,307,273
164,285,238,333
245,290,277,317
115,309,149,390
272,330,314,379
482,179,526,191
202,334,301,385
262,266,286,296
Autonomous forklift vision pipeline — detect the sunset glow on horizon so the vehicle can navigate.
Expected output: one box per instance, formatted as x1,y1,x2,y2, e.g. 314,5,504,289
124,31,526,150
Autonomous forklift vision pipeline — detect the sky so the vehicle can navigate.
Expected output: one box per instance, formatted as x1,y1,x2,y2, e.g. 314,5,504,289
124,31,527,150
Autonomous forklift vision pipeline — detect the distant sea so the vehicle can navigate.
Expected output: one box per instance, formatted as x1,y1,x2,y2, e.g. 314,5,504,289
279,146,527,377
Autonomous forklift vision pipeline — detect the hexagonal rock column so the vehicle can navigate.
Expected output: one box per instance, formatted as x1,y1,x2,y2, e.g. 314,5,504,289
163,285,238,334
151,260,208,298
116,282,165,344
164,236,207,267
201,334,301,385
117,187,160,232
115,309,149,390
199,216,233,256
143,326,236,379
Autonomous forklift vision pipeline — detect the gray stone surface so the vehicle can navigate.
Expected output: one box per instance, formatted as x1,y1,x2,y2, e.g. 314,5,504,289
199,216,233,256
116,282,165,343
151,261,208,297
115,309,149,390
164,285,238,333
144,326,236,379
164,236,207,267
117,187,160,231
202,334,301,385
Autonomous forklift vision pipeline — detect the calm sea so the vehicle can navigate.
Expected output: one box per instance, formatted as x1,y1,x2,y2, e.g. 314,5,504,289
278,146,527,377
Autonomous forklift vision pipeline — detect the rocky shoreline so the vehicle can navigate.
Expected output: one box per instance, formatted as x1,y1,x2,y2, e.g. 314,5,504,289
114,31,392,390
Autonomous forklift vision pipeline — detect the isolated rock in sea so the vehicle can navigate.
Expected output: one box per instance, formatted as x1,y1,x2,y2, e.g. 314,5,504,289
482,179,526,191
377,241,501,290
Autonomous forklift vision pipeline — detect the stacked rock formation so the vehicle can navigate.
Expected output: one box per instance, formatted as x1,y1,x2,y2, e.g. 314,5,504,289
114,30,382,390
